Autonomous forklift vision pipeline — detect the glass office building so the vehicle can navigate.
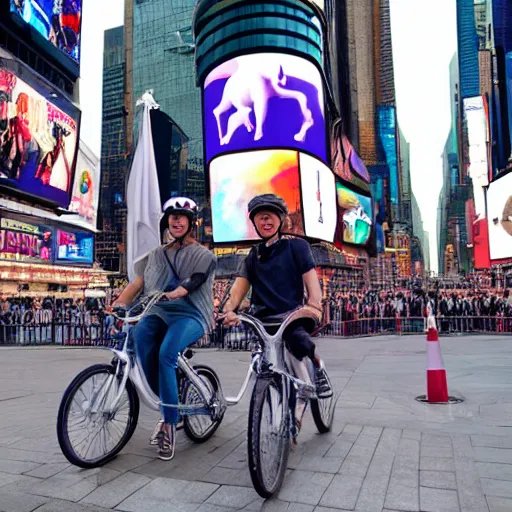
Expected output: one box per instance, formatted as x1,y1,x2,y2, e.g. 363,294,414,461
457,0,480,99
131,0,204,202
96,26,127,273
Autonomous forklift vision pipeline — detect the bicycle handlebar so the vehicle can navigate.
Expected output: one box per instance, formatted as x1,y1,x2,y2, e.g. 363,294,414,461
111,291,165,324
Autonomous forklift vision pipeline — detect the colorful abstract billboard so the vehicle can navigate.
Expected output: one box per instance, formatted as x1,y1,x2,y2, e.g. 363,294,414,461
203,53,327,165
0,63,79,208
0,216,53,263
68,142,100,230
299,153,336,243
55,229,93,263
210,150,304,243
10,0,82,64
336,182,372,246
487,172,512,260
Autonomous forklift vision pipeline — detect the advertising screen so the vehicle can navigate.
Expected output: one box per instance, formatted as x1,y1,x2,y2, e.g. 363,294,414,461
68,142,100,230
336,182,373,246
203,53,327,165
487,173,512,260
464,96,489,219
10,0,82,64
331,122,371,187
0,63,79,208
0,217,53,263
55,229,93,263
299,153,336,242
210,150,304,243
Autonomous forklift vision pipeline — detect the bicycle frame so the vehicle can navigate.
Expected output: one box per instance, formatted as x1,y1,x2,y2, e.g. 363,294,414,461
92,298,317,423
223,308,320,406
92,292,221,418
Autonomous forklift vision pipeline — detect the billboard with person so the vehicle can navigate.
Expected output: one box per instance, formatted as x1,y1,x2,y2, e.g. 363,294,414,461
0,59,80,208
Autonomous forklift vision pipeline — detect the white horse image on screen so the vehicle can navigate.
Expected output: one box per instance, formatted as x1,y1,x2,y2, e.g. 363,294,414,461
209,54,322,146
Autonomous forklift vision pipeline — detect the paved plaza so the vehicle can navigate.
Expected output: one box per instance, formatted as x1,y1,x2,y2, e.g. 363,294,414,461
0,334,511,512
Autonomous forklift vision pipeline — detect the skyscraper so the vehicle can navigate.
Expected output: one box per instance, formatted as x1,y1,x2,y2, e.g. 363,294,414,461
457,0,481,99
96,26,127,273
130,0,204,202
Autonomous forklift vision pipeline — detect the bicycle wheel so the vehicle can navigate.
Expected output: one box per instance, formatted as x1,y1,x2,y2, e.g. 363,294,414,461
310,367,335,434
57,364,139,468
182,365,224,443
247,375,290,498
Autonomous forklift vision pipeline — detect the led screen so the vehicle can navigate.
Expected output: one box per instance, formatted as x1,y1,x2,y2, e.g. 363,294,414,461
203,53,327,165
336,182,372,246
68,143,100,230
0,217,53,263
210,150,304,243
10,0,82,63
55,229,93,263
0,64,79,207
331,130,371,185
487,173,512,260
299,153,336,242
464,96,489,219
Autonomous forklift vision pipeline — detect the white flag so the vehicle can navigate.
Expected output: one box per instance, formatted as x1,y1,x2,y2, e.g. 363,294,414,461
126,91,162,281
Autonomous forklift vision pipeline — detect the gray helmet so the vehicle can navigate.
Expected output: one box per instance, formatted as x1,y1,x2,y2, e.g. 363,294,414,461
247,194,288,222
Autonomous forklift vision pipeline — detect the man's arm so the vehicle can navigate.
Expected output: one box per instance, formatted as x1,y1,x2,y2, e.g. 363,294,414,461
223,277,251,313
303,268,323,316
112,276,144,307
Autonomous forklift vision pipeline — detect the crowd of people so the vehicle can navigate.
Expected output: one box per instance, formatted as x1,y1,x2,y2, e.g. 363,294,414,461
326,288,512,322
1,282,512,342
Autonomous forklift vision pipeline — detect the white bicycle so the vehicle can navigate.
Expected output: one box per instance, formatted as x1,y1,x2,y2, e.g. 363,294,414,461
57,292,226,468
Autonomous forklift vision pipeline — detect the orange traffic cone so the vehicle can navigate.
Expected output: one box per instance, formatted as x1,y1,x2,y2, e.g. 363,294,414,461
425,315,449,403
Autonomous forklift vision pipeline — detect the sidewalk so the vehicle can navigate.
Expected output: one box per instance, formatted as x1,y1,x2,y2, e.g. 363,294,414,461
0,335,511,512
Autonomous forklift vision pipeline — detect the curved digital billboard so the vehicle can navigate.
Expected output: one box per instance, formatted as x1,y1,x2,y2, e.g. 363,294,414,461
0,63,79,208
209,150,336,244
203,53,327,165
9,0,82,64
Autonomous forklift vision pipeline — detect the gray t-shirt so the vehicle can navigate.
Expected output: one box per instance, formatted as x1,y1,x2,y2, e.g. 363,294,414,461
135,242,217,332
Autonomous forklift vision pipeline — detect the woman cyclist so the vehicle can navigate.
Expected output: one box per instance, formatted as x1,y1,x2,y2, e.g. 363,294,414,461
113,197,216,460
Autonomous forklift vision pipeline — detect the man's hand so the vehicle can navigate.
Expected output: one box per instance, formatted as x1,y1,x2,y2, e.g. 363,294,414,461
221,310,241,327
304,303,322,322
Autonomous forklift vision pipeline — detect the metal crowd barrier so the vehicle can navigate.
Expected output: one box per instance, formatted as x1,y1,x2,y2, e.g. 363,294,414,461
323,315,512,338
1,312,510,347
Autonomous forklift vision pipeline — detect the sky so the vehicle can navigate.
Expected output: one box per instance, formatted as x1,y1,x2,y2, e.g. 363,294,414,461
389,0,458,273
78,0,457,273
79,0,124,155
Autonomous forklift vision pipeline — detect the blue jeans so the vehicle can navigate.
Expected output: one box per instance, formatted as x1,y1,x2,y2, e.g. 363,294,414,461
133,314,204,424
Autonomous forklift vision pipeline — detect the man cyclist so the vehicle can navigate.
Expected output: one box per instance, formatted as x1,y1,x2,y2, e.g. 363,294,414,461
221,194,333,409
113,197,216,461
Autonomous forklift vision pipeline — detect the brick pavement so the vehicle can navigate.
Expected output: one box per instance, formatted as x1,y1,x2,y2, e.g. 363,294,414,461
0,334,511,511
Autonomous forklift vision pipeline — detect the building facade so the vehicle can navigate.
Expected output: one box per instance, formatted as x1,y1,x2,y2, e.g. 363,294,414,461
130,0,204,203
0,2,108,297
96,27,127,274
